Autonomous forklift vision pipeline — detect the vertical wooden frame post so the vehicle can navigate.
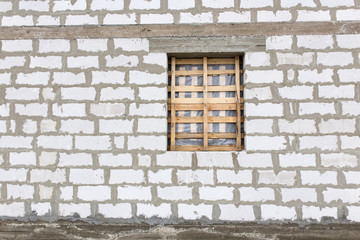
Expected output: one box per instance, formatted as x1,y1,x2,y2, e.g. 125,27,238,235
170,57,176,150
235,56,241,150
203,57,208,150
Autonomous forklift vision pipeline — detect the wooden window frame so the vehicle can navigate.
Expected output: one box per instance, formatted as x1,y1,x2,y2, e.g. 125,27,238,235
168,56,244,151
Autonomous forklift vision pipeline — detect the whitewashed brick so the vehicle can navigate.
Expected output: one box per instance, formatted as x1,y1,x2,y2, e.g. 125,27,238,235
53,0,86,11
337,9,360,21
240,187,274,202
143,53,167,68
247,136,287,151
338,69,360,83
322,153,357,168
319,85,354,99
129,0,160,9
301,171,337,185
128,136,166,151
2,40,32,52
99,119,133,134
129,103,166,117
246,103,283,117
61,87,96,101
348,206,360,222
69,169,104,185
0,103,10,116
343,171,360,185
341,136,360,150
58,203,90,218
138,154,151,167
39,152,57,166
217,11,251,23
38,39,70,53
261,205,296,220
36,16,60,26
323,188,360,204
0,57,26,69
179,12,213,24
281,188,317,202
6,88,39,101
219,205,255,221
138,87,167,101
0,169,27,182
281,0,316,8
114,38,149,52
7,184,34,200
303,206,338,221
299,102,335,115
297,10,331,22
342,101,360,116
158,186,192,201
91,0,124,10
241,0,273,8
31,203,51,216
319,119,355,134
317,52,353,67
157,152,193,167
177,170,214,185
92,71,125,85
98,153,132,167
278,119,316,134
277,53,314,66
199,186,233,201
90,103,125,117
320,0,353,7
30,56,62,69
246,119,273,134
299,136,338,150
178,204,212,220
78,186,111,201
30,169,66,183
68,56,99,69
60,119,94,134
266,35,292,50
9,152,36,166
16,72,50,85
53,72,86,85
297,35,333,49
137,204,171,219
42,88,56,101
257,11,292,22
98,204,132,218
40,119,56,133
65,15,98,25
217,170,252,184
279,153,316,168
60,186,73,201
129,71,167,85
105,55,138,67
0,121,6,133
197,152,233,168
118,186,152,201
77,39,108,52
337,35,360,49
298,69,333,84
100,87,134,101
137,118,167,133
23,119,37,134
202,0,233,8
39,185,53,200
37,136,72,150
246,70,283,84
0,136,33,149
114,136,125,149
168,0,195,9
103,13,137,25
109,170,145,184
0,203,25,217
245,52,271,67
2,16,33,26
0,73,11,85
237,152,273,168
278,86,313,100
75,136,111,151
148,169,172,184
58,153,92,167
0,2,12,12
140,14,173,24
258,170,296,186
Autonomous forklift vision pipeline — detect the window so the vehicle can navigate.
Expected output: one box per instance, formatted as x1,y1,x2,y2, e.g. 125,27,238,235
168,56,244,151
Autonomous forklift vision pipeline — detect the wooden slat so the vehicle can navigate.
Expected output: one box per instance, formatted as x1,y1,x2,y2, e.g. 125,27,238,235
169,98,241,104
168,69,239,76
208,116,237,123
235,56,241,150
203,57,208,150
168,103,243,111
167,85,242,92
168,116,241,123
173,145,240,151
168,58,239,65
170,57,176,151
168,133,237,139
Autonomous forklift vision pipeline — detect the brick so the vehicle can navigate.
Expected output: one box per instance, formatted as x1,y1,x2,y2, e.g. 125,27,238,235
58,153,92,167
237,152,273,168
30,169,66,183
148,169,172,184
30,56,62,69
202,0,233,8
217,11,251,23
246,103,283,117
91,0,124,10
138,154,151,167
38,39,70,53
299,102,335,115
69,169,104,185
344,171,360,185
239,187,275,202
0,103,10,116
298,69,333,84
240,0,273,8
0,57,26,69
157,152,193,167
98,203,132,218
143,53,167,68
98,153,132,167
40,119,56,133
245,70,283,84
342,101,360,116
177,170,214,185
7,184,33,200
278,119,316,134
23,119,37,134
301,171,337,185
319,119,355,134
109,170,145,184
336,35,360,49
245,52,271,67
118,186,152,201
68,56,99,69
297,35,333,49
77,39,108,52
2,40,32,52
302,206,338,221
277,53,314,66
53,72,86,85
103,13,137,25
129,0,160,9
278,86,313,100
0,121,6,133
99,119,133,134
100,87,134,101
299,136,338,150
37,135,72,150
137,118,167,133
258,170,296,186
257,11,292,22
9,152,36,166
105,55,138,67
6,88,39,101
266,35,292,50
319,85,354,99
297,10,331,22
199,186,233,201
128,136,166,151
0,73,11,85
279,153,316,168
341,136,360,150
0,203,25,217
137,203,171,218
348,206,360,222
281,0,316,8
39,185,53,200
321,153,357,168
16,72,50,85
320,0,353,7
261,205,296,220
39,152,57,166
60,186,73,201
31,203,51,216
113,38,149,52
179,13,213,24
138,87,167,101
129,71,167,85
60,119,94,134
140,14,173,24
36,16,60,26
75,136,111,151
92,71,125,85
0,2,12,12
61,87,96,101
281,188,317,202
53,0,86,11
217,170,252,184
65,15,98,25
42,88,56,101
246,119,273,134
0,169,27,182
219,205,255,221
90,103,125,117
178,204,212,220
337,9,360,21
168,0,194,9
129,103,166,117
158,186,192,201
323,188,360,203
197,152,233,168
247,136,287,151
0,136,33,149
2,16,33,26
318,52,353,67
58,204,90,218
114,136,125,149
338,69,360,83
78,186,111,201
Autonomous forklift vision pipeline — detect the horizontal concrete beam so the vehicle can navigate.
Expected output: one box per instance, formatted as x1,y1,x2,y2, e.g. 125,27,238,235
0,22,360,39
